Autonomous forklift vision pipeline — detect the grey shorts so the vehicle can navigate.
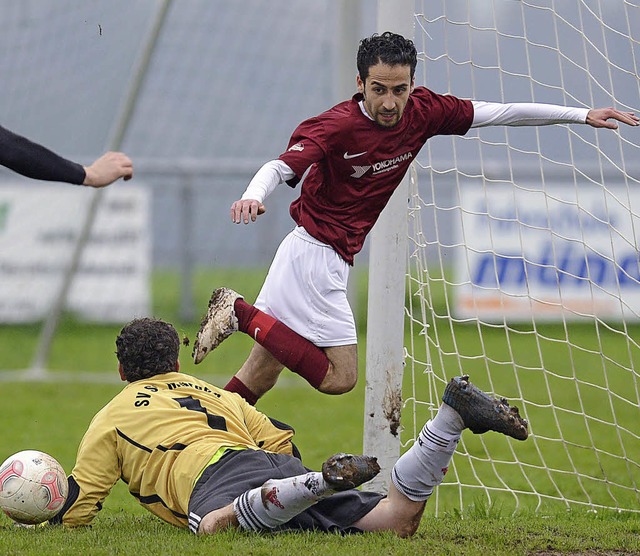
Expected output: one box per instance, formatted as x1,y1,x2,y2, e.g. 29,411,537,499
187,449,384,534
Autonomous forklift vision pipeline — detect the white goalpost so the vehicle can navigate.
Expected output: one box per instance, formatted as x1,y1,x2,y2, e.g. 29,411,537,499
363,0,414,495
365,0,640,514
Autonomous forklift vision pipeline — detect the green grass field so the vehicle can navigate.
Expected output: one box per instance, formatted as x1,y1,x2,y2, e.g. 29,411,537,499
0,269,639,555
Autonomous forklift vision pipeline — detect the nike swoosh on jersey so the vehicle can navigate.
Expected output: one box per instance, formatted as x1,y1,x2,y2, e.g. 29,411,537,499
343,151,368,159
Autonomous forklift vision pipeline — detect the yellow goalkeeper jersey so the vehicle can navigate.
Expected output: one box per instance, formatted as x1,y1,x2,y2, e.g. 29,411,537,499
61,372,294,528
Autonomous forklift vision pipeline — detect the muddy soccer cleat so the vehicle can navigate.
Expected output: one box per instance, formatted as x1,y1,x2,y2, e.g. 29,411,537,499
192,288,242,364
442,375,529,441
321,453,381,491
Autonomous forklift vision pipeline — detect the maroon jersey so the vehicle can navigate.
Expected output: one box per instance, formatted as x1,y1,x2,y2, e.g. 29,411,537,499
279,87,474,264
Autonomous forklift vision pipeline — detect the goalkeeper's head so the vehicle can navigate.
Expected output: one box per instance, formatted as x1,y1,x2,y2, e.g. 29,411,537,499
116,317,180,382
357,31,417,84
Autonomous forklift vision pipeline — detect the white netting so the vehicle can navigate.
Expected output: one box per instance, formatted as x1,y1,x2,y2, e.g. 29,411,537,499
406,0,640,514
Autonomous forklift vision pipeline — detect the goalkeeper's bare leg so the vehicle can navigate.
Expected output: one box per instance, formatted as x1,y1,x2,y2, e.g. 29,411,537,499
355,374,529,535
196,376,528,537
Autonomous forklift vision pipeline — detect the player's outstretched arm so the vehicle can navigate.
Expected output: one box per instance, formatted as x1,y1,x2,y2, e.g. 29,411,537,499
82,151,133,188
0,123,85,183
471,101,639,130
585,108,639,129
230,198,266,224
231,159,295,224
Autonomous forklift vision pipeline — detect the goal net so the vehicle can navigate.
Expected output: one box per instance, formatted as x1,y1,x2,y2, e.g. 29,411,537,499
394,0,640,514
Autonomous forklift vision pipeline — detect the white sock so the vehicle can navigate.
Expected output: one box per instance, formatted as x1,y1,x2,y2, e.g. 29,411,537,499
233,472,333,531
431,402,465,436
391,413,461,501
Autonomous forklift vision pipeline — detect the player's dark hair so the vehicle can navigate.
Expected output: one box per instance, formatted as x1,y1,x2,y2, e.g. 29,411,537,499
116,318,180,382
357,31,417,83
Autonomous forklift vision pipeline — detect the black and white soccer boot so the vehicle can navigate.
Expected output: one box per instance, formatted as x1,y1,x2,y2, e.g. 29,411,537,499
321,453,381,491
441,375,529,440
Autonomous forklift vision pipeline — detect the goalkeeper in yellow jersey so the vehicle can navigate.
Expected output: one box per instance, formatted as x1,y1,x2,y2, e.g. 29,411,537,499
51,317,528,536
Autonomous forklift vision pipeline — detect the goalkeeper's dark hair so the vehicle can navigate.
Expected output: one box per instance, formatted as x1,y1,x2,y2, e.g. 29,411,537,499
357,32,417,83
116,318,180,382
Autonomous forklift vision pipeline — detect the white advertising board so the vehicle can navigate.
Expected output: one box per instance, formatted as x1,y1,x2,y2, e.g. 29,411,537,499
454,184,640,322
0,184,150,323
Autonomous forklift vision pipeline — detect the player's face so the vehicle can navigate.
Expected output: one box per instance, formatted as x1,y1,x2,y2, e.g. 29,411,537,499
357,63,414,128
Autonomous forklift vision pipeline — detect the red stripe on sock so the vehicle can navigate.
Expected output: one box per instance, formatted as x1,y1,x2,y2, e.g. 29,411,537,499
233,299,329,389
246,311,277,343
262,321,329,389
235,299,277,342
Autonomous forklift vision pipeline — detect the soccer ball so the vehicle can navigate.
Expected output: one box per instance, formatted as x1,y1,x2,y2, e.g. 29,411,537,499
0,450,68,525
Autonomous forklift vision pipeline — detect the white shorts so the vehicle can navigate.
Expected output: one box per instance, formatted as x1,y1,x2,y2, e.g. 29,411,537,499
255,226,357,347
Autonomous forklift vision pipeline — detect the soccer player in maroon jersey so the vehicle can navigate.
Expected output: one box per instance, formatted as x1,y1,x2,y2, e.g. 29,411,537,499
192,32,638,405
0,124,133,187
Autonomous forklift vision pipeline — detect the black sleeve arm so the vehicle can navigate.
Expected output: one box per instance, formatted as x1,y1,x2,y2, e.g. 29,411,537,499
0,124,86,184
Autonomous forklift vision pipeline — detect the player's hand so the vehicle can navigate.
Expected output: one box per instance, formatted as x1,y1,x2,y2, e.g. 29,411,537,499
585,108,639,129
83,151,134,188
231,199,266,224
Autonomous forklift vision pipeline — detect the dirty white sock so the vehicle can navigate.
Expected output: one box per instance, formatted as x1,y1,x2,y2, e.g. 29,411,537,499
391,416,460,501
431,402,465,436
233,472,333,531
